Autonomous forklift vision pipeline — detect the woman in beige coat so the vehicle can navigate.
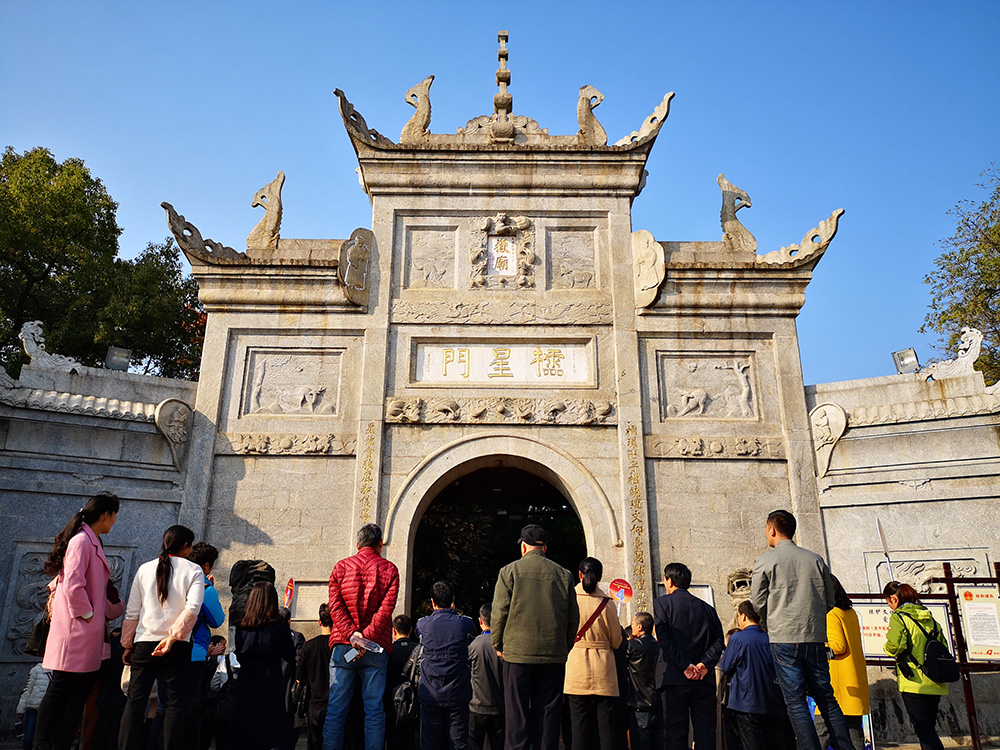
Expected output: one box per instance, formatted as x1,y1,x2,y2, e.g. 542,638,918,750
564,557,624,750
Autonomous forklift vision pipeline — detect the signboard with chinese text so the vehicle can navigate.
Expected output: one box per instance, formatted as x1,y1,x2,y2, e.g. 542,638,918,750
413,342,593,386
486,236,518,277
856,602,954,660
955,584,1000,661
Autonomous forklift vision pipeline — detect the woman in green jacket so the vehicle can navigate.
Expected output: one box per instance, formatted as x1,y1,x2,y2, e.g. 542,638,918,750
882,581,948,750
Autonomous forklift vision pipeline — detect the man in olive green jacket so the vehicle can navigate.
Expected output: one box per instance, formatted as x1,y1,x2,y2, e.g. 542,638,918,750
491,524,580,750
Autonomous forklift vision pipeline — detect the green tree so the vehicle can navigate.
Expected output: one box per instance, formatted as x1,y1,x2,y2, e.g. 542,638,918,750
0,147,204,379
921,165,1000,385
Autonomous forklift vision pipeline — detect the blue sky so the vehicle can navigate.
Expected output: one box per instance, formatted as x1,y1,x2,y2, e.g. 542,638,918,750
2,1,997,385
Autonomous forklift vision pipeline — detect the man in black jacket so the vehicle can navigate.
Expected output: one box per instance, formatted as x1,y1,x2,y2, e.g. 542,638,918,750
625,612,663,750
653,563,724,750
385,615,420,750
296,604,333,750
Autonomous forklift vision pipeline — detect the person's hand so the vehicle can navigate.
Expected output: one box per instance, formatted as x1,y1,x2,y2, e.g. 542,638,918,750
152,637,176,657
207,573,215,586
82,614,93,623
496,650,504,659
350,631,367,654
683,664,699,680
207,642,225,658
122,647,133,665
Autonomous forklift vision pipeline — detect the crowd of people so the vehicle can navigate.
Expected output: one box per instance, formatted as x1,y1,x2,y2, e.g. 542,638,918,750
19,493,955,750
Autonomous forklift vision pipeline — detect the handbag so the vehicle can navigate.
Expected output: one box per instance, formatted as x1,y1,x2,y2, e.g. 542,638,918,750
895,610,960,683
25,588,55,657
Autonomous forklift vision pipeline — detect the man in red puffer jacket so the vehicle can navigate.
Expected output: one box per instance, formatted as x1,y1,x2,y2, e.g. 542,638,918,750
324,523,400,750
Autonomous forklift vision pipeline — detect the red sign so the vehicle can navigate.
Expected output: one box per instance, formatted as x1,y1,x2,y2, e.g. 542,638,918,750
609,579,633,603
284,578,295,608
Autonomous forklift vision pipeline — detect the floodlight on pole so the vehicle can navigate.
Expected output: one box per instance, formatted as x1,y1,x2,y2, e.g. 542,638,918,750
105,346,131,371
892,348,919,374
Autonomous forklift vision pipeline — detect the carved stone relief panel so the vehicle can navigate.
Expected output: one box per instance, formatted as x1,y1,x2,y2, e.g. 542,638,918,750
241,348,344,418
469,214,534,289
403,226,457,289
2,542,134,659
547,227,596,289
645,434,785,460
385,396,615,425
656,353,758,421
863,548,990,595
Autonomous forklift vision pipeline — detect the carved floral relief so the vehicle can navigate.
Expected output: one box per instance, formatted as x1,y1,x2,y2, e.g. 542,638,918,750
217,433,357,456
391,299,613,326
385,396,615,425
645,435,785,460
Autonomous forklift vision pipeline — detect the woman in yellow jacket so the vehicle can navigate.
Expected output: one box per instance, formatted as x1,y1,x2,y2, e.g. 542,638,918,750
564,557,623,750
883,581,948,750
817,576,869,750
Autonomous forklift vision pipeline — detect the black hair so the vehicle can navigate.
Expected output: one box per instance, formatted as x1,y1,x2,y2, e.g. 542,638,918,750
579,557,603,594
479,604,492,627
188,542,219,569
766,509,796,539
663,562,692,590
156,525,195,603
279,606,292,622
318,603,333,628
632,611,653,635
431,580,455,608
357,524,383,549
44,492,120,576
831,574,853,610
737,599,761,623
393,614,413,636
210,634,227,646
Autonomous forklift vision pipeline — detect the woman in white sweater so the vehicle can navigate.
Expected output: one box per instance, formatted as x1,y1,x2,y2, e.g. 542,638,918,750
118,525,204,750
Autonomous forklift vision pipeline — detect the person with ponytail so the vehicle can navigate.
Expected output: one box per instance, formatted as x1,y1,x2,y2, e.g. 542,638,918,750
33,491,122,750
118,525,204,750
563,557,623,750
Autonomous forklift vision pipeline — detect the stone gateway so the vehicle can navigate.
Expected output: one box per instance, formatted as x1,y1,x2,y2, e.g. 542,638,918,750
2,34,999,742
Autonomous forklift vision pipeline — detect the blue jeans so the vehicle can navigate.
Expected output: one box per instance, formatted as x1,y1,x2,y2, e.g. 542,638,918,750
771,642,855,750
323,643,388,750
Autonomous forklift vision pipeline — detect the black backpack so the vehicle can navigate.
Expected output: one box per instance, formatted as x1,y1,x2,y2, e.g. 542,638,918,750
391,644,422,727
216,655,238,715
895,610,960,684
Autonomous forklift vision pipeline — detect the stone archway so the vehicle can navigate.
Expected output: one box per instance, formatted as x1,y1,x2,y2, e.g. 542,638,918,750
383,432,622,612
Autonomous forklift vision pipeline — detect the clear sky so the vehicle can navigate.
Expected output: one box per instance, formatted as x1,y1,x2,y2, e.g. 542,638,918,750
2,1,997,385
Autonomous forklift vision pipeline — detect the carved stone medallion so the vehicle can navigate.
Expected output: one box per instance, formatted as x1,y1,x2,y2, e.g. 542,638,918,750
469,214,534,289
809,403,847,477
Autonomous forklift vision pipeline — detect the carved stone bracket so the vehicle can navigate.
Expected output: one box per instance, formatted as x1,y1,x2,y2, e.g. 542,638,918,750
385,396,615,425
756,208,845,266
613,92,675,147
391,299,613,326
645,435,786,460
921,327,983,381
809,403,847,478
469,214,535,289
162,202,248,263
338,228,374,307
334,88,397,149
632,230,665,308
216,433,357,456
19,321,82,373
155,399,193,470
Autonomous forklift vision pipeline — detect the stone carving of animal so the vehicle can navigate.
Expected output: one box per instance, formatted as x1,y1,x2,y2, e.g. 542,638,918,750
577,84,607,146
717,173,757,255
247,171,285,252
401,75,434,143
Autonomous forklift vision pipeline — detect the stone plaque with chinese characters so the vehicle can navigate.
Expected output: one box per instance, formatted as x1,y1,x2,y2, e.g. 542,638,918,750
413,342,592,386
486,236,518,277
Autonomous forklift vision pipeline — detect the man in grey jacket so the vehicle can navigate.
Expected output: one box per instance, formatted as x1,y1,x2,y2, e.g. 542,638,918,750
750,509,856,750
491,524,580,750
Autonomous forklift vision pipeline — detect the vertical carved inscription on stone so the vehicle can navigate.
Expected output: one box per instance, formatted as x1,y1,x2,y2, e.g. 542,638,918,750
625,423,649,609
404,226,457,289
242,349,344,418
358,422,378,524
656,354,757,420
547,228,596,289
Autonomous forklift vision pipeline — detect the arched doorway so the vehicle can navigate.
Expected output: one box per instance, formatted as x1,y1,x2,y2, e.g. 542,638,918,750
411,465,587,618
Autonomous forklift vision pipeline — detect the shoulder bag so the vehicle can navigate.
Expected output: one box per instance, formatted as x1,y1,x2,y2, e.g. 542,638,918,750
894,610,959,683
575,597,610,643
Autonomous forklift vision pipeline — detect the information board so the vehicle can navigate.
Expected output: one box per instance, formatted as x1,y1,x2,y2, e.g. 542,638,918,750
855,601,954,660
955,584,1000,661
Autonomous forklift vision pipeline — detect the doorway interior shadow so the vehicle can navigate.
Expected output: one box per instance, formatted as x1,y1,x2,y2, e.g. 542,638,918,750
411,465,586,619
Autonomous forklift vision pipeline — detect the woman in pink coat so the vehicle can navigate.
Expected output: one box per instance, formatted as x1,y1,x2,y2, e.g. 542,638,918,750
34,491,122,750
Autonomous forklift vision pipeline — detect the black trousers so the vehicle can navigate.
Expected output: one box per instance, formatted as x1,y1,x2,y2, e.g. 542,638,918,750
629,709,665,750
118,639,193,750
420,703,469,750
468,712,504,750
503,662,564,750
305,704,327,750
567,694,614,750
659,678,717,750
33,669,99,750
729,710,787,750
901,693,945,750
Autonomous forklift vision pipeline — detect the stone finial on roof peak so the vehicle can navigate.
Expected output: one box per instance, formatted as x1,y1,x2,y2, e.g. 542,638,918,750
491,30,514,144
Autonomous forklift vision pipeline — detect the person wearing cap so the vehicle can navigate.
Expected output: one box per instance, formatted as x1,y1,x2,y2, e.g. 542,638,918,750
491,524,580,750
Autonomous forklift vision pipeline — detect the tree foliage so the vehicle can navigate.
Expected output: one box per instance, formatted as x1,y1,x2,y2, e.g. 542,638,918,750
0,147,204,379
921,165,1000,385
